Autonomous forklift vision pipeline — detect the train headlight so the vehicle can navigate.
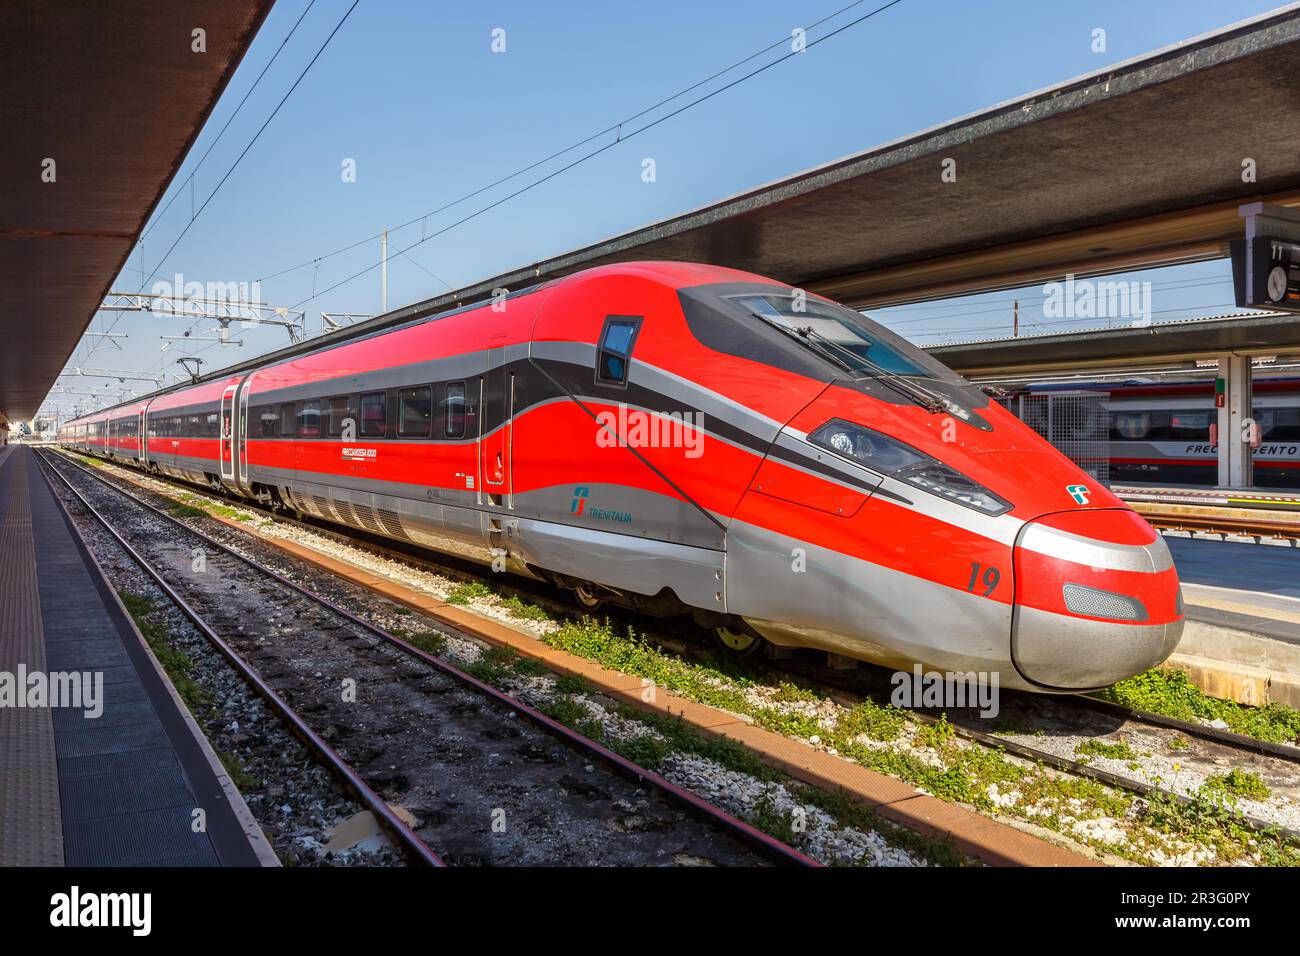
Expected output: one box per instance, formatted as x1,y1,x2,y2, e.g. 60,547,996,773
809,419,1012,516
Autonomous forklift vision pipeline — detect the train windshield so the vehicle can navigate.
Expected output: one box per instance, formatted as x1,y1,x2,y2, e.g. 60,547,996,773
728,294,940,379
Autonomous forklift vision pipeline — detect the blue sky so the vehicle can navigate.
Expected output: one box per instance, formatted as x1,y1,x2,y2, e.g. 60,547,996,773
50,0,1286,417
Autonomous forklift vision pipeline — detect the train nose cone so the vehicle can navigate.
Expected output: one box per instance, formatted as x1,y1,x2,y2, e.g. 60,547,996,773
1011,509,1184,690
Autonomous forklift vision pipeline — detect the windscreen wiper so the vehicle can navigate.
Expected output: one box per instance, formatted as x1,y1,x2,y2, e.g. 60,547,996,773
751,309,942,412
749,310,860,376
750,309,958,415
792,323,950,415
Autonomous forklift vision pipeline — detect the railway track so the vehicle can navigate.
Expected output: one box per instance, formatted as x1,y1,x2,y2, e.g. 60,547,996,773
55,449,1300,850
1115,486,1300,511
39,449,815,868
1138,510,1300,540
40,454,440,867
1121,492,1300,539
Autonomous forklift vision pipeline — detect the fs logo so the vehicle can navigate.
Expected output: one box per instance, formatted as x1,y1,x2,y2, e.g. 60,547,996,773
1066,484,1091,505
570,486,590,515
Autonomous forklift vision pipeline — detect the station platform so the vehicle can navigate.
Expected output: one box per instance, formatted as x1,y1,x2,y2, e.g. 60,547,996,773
1115,484,1300,512
1157,534,1300,708
0,445,272,866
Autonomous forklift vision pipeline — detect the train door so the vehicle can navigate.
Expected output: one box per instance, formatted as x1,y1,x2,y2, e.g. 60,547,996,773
475,337,516,566
137,408,147,463
479,343,514,507
220,384,236,481
235,376,251,493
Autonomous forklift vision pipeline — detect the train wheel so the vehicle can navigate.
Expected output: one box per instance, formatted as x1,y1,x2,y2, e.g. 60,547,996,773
573,583,602,611
715,626,762,656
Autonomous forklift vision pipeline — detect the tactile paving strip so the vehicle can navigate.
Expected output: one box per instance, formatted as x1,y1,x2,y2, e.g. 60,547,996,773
0,451,65,866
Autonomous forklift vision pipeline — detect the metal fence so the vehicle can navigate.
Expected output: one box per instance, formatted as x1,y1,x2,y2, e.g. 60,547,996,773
999,390,1111,486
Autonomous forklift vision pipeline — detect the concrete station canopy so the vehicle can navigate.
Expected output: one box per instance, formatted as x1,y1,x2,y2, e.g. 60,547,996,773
926,311,1300,378
0,0,275,420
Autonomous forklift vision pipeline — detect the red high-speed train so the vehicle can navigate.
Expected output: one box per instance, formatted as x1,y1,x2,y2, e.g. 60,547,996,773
61,262,1183,692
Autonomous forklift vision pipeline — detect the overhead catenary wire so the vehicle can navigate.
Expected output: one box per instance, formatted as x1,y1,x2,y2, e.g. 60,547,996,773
877,275,1235,327
908,301,1248,342
91,0,340,360
107,0,1078,383
139,0,362,297
141,0,320,244
92,0,909,392
254,0,892,286
285,0,908,313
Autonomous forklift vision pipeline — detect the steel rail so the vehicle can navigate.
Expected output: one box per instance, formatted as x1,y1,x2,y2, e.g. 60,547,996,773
1070,693,1300,764
1141,511,1300,539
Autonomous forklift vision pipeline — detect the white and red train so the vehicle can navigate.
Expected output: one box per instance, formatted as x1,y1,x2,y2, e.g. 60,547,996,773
999,379,1300,487
60,262,1183,691
1101,380,1300,487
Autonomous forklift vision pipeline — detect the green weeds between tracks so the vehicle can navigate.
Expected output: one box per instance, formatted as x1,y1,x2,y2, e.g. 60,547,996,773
167,502,208,520
390,627,448,657
526,616,1299,866
1096,668,1300,745
1075,739,1141,762
118,591,207,713
1205,769,1271,801
445,581,493,605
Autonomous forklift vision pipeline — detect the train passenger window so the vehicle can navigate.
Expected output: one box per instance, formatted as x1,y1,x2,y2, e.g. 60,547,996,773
206,413,219,438
445,382,467,438
596,316,641,386
1142,412,1173,440
327,396,352,437
1257,408,1300,442
299,400,321,438
1168,411,1210,440
1111,413,1150,440
360,392,386,438
280,404,297,437
1276,409,1300,442
259,405,280,438
399,386,432,438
